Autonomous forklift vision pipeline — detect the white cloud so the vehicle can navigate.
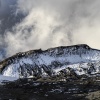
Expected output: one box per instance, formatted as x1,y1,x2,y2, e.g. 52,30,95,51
1,0,100,57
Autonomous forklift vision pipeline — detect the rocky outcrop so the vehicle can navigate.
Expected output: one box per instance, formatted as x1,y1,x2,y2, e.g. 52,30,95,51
0,44,100,81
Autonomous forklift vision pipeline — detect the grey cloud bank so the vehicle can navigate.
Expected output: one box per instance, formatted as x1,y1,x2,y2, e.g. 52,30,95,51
0,0,100,59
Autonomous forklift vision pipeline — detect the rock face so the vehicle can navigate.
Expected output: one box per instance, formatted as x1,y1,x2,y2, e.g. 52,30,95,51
0,44,100,100
0,44,100,81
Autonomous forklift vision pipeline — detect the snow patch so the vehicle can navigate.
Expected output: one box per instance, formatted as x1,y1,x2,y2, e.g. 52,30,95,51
0,75,18,84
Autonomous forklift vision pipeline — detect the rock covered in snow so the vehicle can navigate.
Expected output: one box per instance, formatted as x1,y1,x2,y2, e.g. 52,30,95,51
0,44,100,81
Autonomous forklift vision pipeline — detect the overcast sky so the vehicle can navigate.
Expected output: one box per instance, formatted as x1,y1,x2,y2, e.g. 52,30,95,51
0,0,100,58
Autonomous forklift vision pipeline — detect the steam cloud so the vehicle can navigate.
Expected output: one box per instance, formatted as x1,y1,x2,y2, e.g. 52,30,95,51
0,0,100,59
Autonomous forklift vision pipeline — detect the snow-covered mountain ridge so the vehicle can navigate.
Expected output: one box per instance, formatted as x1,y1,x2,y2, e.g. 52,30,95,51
0,44,100,80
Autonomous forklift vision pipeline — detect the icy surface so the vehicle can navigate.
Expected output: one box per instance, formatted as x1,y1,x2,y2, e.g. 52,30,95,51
0,75,18,84
0,44,100,78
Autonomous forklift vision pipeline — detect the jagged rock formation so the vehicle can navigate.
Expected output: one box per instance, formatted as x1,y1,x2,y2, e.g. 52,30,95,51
0,44,100,81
